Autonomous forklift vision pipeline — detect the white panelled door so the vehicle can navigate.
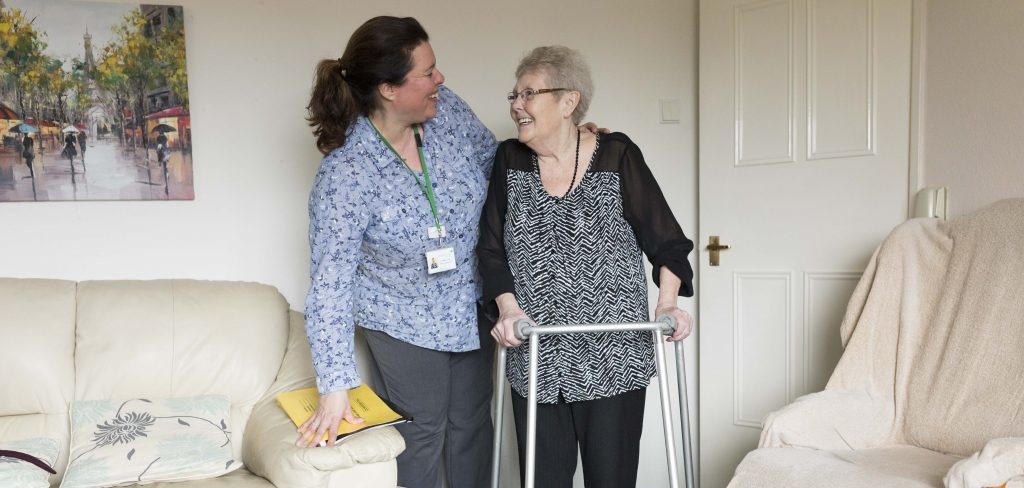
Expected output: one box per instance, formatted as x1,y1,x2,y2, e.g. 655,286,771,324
697,0,912,486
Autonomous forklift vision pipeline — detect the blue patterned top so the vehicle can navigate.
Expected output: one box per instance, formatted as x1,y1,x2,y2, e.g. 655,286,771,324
305,86,498,394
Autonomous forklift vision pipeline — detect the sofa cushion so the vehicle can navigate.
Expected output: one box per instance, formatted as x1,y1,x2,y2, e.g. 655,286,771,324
73,280,289,461
730,446,962,488
0,437,59,488
62,395,240,488
0,278,77,476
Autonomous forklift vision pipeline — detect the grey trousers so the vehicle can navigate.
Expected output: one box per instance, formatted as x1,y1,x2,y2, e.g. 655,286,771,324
363,326,494,488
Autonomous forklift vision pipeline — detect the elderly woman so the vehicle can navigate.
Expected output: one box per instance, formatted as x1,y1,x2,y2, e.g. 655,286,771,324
477,46,695,487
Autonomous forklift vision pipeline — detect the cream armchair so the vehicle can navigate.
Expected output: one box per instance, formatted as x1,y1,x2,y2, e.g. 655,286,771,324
0,279,404,487
729,199,1024,488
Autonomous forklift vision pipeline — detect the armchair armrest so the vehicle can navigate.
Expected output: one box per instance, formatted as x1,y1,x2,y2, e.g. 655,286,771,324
759,390,896,450
945,438,1024,488
241,311,405,487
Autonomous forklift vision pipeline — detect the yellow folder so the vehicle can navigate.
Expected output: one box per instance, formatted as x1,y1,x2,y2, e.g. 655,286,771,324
276,385,410,444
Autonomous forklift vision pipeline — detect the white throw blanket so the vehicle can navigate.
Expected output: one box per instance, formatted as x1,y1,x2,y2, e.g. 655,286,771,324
830,198,1024,456
733,199,1024,488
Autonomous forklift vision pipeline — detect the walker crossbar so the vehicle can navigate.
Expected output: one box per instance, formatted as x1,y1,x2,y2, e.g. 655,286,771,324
491,317,695,488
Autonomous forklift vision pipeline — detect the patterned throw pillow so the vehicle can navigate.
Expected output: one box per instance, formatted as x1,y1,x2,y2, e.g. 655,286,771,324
61,395,240,488
0,437,59,488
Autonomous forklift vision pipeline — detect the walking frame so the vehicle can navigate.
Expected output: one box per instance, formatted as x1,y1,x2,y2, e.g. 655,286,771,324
490,316,695,488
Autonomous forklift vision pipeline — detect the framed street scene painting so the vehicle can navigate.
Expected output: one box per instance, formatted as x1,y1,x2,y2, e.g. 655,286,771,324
0,1,192,201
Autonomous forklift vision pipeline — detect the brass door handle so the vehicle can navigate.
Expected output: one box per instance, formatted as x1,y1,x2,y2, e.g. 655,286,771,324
706,236,731,266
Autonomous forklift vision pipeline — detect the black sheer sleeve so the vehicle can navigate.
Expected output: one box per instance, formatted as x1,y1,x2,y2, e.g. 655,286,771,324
477,141,516,303
619,138,695,297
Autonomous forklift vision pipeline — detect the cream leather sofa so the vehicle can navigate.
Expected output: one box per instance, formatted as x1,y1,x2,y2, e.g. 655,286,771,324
0,278,405,487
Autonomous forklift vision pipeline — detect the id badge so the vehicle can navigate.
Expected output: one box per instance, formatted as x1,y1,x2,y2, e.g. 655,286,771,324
426,247,457,274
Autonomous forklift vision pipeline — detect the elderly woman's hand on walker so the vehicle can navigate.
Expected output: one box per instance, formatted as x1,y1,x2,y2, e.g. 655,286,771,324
656,304,693,342
655,267,694,342
295,390,364,447
493,292,531,348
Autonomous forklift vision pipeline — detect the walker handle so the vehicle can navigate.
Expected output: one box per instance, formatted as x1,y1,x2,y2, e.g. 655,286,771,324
514,319,535,341
656,314,678,335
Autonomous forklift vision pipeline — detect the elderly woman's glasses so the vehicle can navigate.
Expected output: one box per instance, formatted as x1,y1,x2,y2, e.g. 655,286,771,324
507,88,568,104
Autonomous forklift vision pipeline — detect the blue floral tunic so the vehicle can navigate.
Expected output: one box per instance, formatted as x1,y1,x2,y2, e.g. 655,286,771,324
305,86,498,394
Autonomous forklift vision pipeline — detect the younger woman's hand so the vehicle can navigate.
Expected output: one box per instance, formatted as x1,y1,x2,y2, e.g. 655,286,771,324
295,389,364,447
579,122,610,134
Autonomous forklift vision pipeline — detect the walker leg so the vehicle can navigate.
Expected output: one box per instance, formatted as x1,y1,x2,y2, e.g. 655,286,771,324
525,333,540,488
675,341,695,488
495,322,693,488
654,331,681,488
491,347,507,488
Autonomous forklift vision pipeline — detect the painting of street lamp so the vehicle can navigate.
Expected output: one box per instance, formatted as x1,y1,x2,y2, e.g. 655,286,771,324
0,1,192,202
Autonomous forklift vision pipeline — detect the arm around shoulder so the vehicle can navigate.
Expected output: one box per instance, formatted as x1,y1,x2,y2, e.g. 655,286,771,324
439,85,498,176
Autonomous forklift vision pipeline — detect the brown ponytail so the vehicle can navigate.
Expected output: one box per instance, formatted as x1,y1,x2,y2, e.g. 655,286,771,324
306,16,429,155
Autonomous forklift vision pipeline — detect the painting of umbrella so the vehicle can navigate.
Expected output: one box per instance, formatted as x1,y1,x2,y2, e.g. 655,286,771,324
9,123,40,134
0,1,193,202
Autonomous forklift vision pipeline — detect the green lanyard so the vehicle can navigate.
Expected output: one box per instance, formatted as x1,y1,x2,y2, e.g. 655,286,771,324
370,122,443,238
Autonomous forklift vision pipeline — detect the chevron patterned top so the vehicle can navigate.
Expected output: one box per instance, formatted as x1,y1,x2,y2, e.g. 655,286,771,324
478,132,694,403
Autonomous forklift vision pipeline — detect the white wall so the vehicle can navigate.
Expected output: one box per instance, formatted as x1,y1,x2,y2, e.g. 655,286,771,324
0,0,699,486
918,0,1024,217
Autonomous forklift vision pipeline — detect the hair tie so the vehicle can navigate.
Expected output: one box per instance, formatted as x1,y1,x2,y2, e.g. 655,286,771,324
337,58,347,79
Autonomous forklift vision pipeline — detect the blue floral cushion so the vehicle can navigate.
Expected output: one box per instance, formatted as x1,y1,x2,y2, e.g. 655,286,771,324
0,437,59,488
61,395,240,488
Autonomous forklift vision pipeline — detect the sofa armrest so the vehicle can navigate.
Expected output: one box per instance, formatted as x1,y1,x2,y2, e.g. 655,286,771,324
241,311,405,487
242,396,405,487
759,390,896,450
945,438,1024,488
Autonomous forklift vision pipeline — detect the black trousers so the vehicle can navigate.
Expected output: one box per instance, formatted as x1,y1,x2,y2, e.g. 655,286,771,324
511,387,646,488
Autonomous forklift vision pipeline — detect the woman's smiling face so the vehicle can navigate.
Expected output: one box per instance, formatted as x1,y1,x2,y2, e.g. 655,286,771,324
389,41,446,124
509,71,572,146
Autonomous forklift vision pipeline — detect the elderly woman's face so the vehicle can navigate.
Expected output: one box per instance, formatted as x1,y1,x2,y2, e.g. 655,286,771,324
509,71,571,145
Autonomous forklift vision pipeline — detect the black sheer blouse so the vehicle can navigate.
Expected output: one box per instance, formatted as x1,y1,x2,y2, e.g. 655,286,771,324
477,132,694,403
